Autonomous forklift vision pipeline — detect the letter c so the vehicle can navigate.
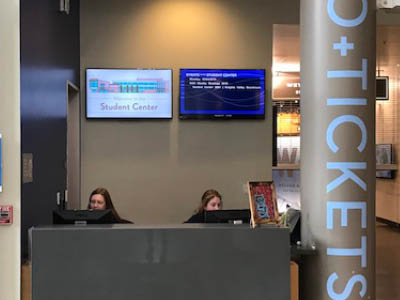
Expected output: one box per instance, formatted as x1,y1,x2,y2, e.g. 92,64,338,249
326,115,367,153
327,0,367,27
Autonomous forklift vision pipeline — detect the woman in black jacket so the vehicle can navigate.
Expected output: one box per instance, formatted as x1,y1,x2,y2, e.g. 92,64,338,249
185,189,223,223
88,187,132,223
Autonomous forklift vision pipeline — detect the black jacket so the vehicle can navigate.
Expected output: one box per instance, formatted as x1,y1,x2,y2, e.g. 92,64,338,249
184,212,204,223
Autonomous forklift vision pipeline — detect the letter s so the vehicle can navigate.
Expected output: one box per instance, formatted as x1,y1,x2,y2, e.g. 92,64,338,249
327,272,367,300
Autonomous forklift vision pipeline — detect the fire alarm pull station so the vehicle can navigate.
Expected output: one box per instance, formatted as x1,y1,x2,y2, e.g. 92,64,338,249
0,205,13,224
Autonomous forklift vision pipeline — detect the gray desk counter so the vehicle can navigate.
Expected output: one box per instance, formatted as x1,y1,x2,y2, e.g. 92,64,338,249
30,224,290,300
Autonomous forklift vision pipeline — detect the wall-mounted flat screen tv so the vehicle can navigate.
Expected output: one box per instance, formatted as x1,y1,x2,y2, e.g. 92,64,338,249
179,69,265,119
86,69,172,119
376,76,389,100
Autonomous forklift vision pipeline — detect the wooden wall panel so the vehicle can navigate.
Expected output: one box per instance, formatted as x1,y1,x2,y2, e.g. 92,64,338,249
376,26,400,223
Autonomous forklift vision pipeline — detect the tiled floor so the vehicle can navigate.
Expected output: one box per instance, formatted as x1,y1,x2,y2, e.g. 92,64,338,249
376,222,400,300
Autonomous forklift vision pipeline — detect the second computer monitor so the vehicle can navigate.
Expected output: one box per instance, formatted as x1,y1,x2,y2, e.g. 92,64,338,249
204,209,251,224
53,209,116,225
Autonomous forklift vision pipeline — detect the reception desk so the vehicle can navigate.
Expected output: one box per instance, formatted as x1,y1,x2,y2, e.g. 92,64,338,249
30,224,290,300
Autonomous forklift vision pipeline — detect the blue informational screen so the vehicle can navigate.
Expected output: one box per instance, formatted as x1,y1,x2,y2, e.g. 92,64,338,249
86,69,172,119
179,69,265,119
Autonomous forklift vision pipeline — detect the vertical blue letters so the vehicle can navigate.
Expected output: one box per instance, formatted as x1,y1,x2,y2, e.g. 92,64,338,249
327,201,367,229
327,59,368,90
327,236,367,268
327,0,367,27
326,115,367,153
327,273,367,300
326,162,367,192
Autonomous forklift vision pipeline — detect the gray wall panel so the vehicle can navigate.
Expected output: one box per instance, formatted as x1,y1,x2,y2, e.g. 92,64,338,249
80,0,300,224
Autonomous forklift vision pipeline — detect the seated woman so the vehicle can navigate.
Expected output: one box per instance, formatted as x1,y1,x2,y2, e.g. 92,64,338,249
88,187,132,223
185,189,223,223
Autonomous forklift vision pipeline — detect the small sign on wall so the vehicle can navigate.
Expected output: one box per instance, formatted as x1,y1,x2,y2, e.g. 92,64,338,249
22,153,33,184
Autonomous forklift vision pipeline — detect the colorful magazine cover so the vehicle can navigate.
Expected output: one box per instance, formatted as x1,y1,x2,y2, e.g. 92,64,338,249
248,181,279,227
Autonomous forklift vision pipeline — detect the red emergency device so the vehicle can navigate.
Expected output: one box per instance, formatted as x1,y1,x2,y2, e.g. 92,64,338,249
0,205,13,224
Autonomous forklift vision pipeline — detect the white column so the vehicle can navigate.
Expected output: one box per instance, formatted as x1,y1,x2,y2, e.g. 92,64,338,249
0,1,21,300
300,0,376,299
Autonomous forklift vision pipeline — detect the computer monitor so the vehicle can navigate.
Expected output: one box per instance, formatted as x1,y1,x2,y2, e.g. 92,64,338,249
52,209,117,225
204,209,251,224
285,208,301,245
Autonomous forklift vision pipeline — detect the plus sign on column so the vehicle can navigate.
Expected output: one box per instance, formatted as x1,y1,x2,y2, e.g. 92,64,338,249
333,36,354,56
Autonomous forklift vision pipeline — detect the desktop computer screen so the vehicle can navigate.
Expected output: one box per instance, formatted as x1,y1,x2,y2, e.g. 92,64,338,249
285,208,301,244
204,209,251,224
53,209,116,225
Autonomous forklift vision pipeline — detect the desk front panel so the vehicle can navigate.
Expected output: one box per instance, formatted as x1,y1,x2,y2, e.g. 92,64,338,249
30,224,290,300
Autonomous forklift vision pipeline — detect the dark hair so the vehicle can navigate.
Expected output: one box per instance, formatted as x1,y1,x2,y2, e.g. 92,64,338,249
195,189,223,213
88,187,123,222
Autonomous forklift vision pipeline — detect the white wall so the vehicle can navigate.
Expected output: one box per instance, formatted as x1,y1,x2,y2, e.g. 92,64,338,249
0,0,20,299
80,0,300,224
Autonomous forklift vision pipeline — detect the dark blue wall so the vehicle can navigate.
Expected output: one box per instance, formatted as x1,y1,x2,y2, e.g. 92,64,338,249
20,0,80,259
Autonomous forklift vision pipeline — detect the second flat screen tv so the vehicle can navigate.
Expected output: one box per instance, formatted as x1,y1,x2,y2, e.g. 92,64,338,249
179,69,265,119
86,69,172,119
